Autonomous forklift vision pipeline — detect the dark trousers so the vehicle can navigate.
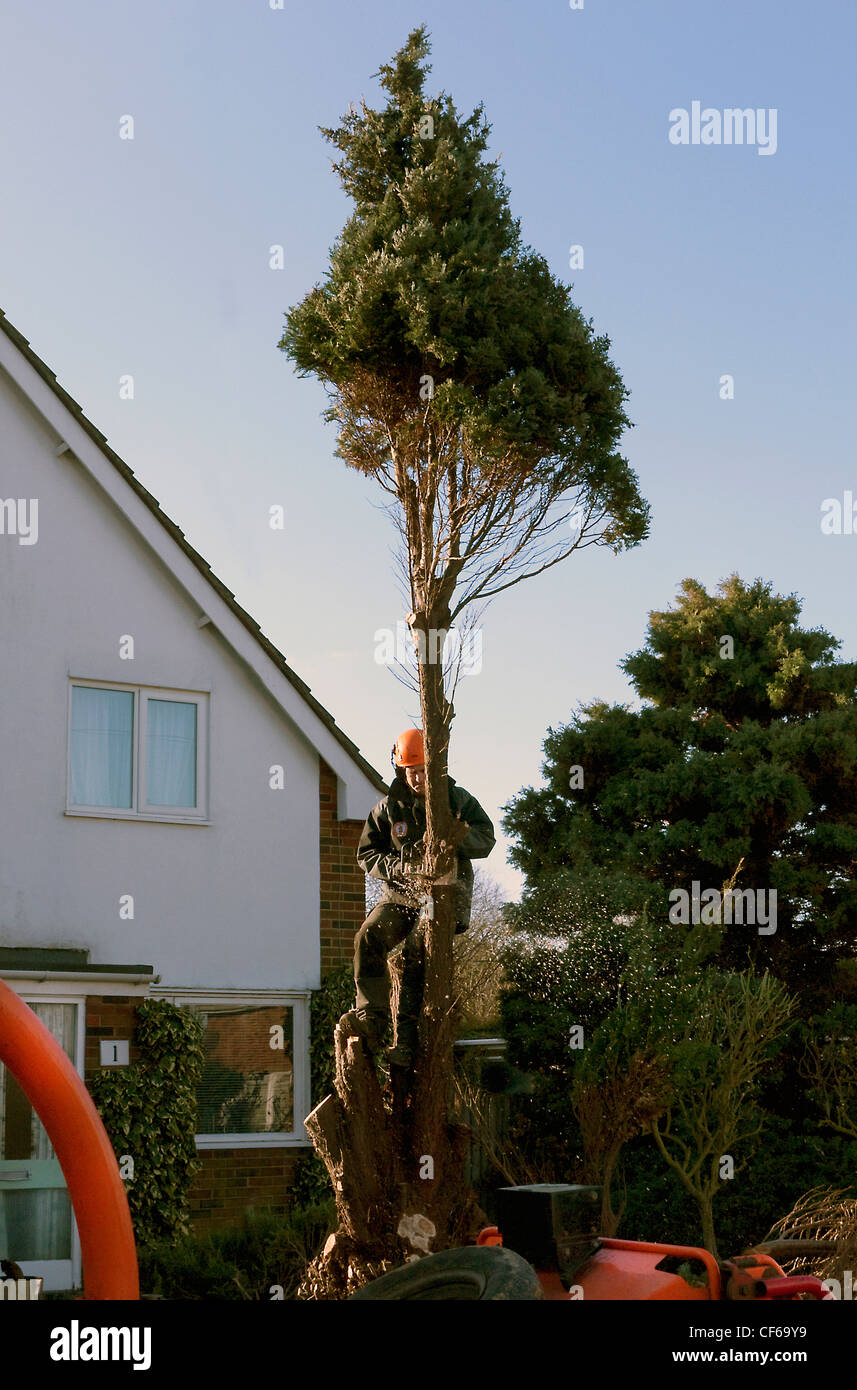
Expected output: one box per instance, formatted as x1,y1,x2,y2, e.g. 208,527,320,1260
354,901,424,1033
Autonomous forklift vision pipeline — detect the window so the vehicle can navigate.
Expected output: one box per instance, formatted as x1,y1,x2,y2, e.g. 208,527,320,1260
191,1004,294,1134
151,991,310,1148
67,681,208,821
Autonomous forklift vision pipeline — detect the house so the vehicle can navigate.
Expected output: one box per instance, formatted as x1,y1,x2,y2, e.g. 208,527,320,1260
0,309,386,1290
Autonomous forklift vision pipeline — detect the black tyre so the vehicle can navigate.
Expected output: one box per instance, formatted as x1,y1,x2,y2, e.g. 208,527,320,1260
348,1245,543,1301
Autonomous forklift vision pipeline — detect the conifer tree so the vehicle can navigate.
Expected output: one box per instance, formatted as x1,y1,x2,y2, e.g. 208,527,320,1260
280,27,648,1295
504,574,857,1003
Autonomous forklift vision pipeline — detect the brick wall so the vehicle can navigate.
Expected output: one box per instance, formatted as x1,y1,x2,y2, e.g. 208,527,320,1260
84,995,141,1077
187,1148,305,1233
201,1003,293,1075
319,757,369,976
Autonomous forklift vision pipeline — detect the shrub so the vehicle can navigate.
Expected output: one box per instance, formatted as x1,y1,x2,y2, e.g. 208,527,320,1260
137,1202,336,1300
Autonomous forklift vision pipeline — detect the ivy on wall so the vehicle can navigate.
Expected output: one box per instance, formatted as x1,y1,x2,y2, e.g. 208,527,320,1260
89,998,205,1247
309,965,358,1106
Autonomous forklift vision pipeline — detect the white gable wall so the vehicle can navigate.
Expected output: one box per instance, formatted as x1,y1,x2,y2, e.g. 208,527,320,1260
0,366,325,990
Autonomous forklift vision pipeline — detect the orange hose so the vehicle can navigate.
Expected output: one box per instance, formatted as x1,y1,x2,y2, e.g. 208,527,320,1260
0,980,139,1299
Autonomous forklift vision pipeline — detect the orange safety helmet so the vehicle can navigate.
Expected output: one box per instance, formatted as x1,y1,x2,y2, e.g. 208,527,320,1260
393,728,425,768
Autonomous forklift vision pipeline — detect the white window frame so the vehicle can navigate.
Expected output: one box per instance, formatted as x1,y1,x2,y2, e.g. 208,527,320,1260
65,679,210,824
149,988,311,1148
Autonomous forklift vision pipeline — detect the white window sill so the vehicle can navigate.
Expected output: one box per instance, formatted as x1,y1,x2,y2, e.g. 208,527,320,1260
64,809,210,826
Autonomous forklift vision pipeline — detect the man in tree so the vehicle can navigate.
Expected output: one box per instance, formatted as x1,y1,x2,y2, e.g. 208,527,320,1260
347,727,495,1067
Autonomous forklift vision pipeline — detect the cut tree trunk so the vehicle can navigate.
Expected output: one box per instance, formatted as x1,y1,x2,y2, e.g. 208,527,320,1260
301,974,482,1299
299,607,482,1299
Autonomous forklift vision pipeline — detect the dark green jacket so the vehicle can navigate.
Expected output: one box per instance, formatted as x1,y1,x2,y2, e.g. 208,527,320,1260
357,773,495,926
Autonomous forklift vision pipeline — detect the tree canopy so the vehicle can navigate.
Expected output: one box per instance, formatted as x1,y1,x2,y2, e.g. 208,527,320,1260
280,25,649,619
504,574,857,1007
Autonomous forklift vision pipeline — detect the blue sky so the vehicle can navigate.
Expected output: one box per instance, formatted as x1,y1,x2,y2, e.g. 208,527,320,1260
2,0,855,898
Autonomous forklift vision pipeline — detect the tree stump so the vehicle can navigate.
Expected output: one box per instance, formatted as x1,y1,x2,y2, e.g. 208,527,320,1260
301,917,483,1299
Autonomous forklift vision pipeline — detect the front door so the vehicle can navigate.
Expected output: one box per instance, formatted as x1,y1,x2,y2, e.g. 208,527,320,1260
0,999,81,1292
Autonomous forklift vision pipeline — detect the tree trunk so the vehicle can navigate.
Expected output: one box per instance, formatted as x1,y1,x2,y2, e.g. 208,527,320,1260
299,603,481,1299
698,1190,719,1261
600,1143,624,1237
406,604,480,1243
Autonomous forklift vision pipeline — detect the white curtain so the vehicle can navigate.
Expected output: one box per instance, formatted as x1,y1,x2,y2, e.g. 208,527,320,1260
30,1005,75,1159
146,699,196,806
70,686,134,807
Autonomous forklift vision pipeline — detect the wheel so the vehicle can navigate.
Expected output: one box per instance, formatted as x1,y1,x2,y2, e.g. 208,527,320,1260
348,1244,544,1300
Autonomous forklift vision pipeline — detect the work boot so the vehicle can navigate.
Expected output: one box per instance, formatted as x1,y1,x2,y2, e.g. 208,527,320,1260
339,1008,386,1056
387,1020,418,1069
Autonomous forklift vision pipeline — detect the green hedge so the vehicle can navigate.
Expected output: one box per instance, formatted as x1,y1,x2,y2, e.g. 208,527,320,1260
89,998,205,1247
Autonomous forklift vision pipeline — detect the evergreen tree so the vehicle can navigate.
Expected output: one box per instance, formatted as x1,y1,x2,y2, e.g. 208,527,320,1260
280,27,649,1294
504,574,857,1008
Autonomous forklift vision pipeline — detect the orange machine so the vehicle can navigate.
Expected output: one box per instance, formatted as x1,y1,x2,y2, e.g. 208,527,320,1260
0,979,139,1299
477,1185,830,1301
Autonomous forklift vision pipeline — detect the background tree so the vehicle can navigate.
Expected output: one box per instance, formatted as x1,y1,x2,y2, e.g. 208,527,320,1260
646,968,794,1258
452,870,509,1030
280,27,649,1294
504,574,857,1005
566,906,701,1237
799,1004,857,1143
500,575,857,1253
572,1051,671,1237
498,868,663,1191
